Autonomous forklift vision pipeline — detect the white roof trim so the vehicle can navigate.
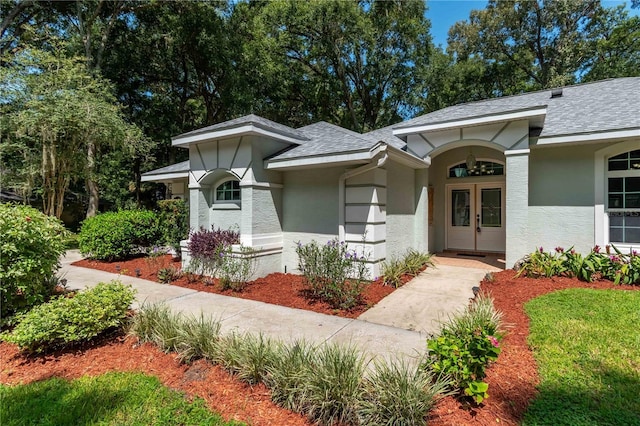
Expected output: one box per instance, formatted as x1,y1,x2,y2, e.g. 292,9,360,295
172,124,305,147
265,142,429,170
387,146,431,168
536,128,640,145
140,172,189,182
393,107,547,136
265,150,373,170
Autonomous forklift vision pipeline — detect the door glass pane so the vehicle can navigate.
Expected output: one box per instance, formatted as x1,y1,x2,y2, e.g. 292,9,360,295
451,189,470,226
481,188,501,227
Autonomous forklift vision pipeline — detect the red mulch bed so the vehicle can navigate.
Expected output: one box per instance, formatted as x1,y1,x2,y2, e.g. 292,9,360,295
428,270,640,426
71,255,397,318
0,331,309,426
7,256,639,425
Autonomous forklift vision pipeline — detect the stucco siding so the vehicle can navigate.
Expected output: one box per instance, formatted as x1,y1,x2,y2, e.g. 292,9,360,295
386,160,416,258
529,145,603,207
250,187,283,235
528,206,595,254
282,168,342,234
210,206,241,231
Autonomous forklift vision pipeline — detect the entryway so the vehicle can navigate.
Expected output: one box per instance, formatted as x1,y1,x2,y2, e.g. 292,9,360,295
446,183,505,253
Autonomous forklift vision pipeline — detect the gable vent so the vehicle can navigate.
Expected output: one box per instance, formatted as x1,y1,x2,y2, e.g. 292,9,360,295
550,88,563,98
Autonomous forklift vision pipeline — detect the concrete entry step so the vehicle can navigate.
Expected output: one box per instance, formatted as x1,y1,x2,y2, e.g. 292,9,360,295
434,251,506,271
357,263,490,336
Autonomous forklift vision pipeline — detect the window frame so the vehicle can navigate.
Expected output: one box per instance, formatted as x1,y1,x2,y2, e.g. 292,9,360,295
606,150,640,245
213,177,241,204
447,159,505,178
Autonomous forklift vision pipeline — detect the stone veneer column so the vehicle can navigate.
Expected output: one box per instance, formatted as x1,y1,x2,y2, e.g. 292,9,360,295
505,149,530,268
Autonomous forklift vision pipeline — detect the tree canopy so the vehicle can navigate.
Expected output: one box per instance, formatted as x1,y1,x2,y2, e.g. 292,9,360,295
1,0,638,223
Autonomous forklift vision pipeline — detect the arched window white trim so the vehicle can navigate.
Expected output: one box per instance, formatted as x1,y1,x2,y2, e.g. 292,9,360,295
595,141,640,250
606,149,640,244
213,177,241,204
447,158,505,178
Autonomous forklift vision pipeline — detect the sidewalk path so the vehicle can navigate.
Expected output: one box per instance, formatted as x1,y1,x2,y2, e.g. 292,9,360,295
60,251,489,362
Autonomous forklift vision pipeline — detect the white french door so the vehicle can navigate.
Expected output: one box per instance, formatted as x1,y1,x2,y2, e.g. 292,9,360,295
446,183,505,252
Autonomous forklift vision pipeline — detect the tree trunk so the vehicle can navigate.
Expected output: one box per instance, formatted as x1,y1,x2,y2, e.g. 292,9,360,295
86,141,99,218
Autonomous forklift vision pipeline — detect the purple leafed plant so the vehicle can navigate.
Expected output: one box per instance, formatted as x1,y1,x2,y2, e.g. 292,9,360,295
188,226,240,260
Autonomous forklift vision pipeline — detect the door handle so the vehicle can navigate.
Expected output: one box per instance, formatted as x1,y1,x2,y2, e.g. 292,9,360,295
476,214,481,233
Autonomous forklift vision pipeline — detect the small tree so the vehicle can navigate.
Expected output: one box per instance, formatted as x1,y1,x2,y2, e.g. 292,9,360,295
1,43,150,219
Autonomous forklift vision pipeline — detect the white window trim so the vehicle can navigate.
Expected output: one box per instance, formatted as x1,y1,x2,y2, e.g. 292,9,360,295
213,177,241,206
595,141,640,250
446,158,506,179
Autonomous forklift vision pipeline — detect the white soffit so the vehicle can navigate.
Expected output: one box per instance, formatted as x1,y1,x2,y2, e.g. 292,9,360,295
140,172,189,182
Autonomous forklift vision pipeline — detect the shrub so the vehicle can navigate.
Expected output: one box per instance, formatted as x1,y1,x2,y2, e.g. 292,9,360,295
129,303,182,353
266,340,316,412
157,266,180,284
1,281,135,352
175,313,221,363
0,204,68,317
303,343,366,425
517,245,640,285
215,333,278,385
130,304,221,362
187,226,240,276
78,209,161,261
295,239,369,309
359,357,451,425
424,294,504,404
218,246,256,291
157,199,189,254
380,257,406,288
381,249,433,287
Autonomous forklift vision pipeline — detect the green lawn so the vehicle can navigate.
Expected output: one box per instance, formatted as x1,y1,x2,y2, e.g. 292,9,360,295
524,289,640,426
0,371,243,426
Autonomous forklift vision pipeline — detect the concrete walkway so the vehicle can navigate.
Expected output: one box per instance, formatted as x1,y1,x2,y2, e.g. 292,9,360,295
60,251,489,362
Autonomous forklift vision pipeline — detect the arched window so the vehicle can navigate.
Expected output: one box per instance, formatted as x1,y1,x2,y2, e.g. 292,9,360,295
214,179,240,202
448,160,504,178
607,150,640,243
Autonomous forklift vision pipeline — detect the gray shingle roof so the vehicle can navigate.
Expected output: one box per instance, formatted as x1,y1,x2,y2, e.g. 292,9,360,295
364,124,406,150
142,160,189,176
173,114,309,142
395,78,640,138
268,122,382,161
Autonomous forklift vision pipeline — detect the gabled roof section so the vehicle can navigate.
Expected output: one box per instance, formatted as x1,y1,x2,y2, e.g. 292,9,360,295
172,114,310,147
141,160,189,182
265,121,428,170
394,78,640,141
269,121,378,160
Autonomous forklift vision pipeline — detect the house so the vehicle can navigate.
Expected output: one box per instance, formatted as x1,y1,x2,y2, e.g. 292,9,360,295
141,77,640,277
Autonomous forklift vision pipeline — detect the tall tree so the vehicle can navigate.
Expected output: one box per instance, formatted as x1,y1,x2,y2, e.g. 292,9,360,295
247,0,432,132
447,0,605,93
1,45,147,218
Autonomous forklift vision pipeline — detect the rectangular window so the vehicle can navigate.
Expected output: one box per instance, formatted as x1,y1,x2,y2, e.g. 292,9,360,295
609,211,640,243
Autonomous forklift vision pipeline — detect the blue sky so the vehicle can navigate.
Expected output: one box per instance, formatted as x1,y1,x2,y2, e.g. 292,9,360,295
427,0,639,48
